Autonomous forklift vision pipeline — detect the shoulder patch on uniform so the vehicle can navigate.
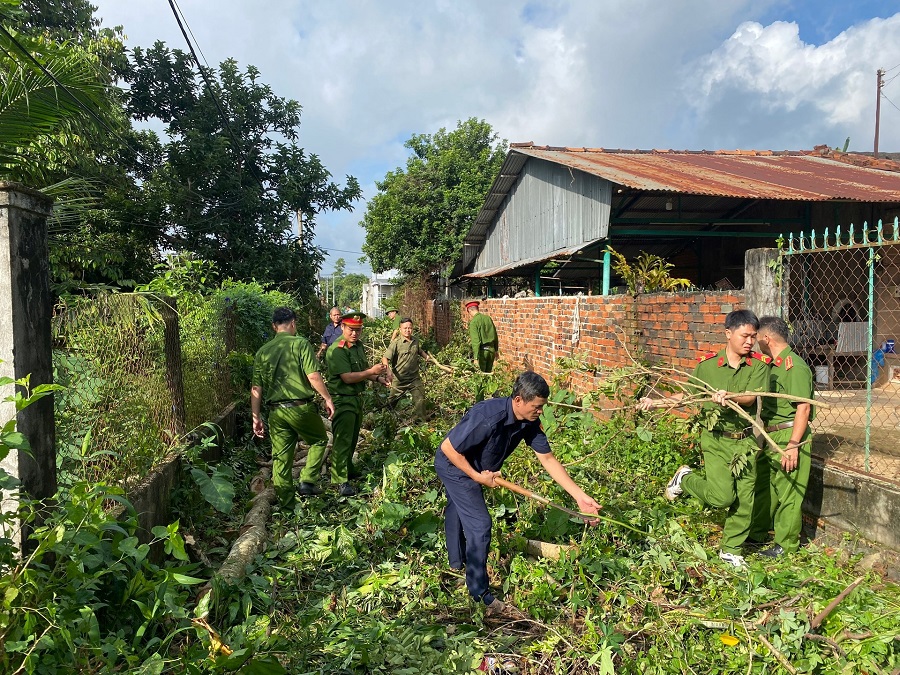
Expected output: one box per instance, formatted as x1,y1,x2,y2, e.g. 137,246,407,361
785,356,794,370
774,356,783,367
336,339,347,348
717,356,725,367
751,351,772,364
696,351,717,363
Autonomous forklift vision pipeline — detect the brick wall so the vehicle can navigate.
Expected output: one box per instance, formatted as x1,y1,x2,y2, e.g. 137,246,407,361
463,291,746,392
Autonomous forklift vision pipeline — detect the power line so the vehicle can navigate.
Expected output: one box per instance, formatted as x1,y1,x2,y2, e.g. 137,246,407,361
171,0,211,70
882,91,900,116
166,0,267,188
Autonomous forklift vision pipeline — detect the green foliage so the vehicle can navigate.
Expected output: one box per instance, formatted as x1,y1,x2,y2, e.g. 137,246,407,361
124,44,361,289
362,117,507,275
0,26,121,184
606,245,692,296
0,483,208,673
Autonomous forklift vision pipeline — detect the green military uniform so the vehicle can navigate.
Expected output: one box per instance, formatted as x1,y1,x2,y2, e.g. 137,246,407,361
392,314,402,332
326,337,369,484
384,334,427,420
252,332,328,509
680,349,770,554
469,311,498,402
750,347,814,553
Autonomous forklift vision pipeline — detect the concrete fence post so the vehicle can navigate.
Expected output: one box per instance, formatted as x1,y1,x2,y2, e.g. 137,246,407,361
0,183,56,549
160,297,186,438
744,248,780,319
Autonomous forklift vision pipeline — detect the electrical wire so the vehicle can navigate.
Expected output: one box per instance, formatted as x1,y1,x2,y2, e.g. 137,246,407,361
881,91,900,115
166,0,267,189
171,0,211,70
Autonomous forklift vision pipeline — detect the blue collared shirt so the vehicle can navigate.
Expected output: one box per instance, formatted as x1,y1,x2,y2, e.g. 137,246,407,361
322,322,343,346
441,397,551,473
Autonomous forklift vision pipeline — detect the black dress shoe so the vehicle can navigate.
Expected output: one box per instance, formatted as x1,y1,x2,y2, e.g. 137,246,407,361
759,544,784,558
298,482,322,496
338,482,357,497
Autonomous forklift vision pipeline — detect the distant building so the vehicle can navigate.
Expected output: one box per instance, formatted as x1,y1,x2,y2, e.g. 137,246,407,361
361,271,399,317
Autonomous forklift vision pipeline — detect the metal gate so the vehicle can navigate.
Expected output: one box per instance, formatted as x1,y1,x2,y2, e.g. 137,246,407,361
779,220,900,483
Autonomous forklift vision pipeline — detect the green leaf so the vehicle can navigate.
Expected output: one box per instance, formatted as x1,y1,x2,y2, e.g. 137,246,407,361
636,426,653,443
190,466,235,514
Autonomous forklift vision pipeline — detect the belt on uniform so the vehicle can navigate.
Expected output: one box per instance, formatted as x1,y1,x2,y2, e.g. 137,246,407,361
712,428,751,440
270,398,312,409
765,421,794,433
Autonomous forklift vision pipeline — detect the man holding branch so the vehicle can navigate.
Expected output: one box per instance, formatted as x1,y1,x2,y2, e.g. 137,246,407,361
638,309,770,568
435,371,600,616
749,316,814,558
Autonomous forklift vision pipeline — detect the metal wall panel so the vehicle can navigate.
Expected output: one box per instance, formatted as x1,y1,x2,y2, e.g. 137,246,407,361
474,159,611,272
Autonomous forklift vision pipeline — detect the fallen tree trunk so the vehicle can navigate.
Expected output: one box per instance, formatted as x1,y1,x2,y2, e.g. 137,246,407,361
196,482,275,619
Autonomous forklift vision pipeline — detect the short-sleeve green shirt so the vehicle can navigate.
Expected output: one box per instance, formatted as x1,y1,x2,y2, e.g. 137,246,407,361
326,339,369,396
251,332,319,404
469,312,498,354
762,346,814,425
384,335,422,384
692,349,770,432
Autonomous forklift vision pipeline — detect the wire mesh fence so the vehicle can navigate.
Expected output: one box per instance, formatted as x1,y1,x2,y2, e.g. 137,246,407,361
780,225,900,484
53,294,234,489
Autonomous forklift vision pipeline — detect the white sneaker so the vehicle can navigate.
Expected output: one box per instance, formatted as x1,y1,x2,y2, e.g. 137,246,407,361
719,551,746,568
664,465,692,501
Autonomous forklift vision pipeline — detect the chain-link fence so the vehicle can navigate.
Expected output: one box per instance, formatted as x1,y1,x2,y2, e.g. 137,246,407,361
780,224,900,484
53,294,234,489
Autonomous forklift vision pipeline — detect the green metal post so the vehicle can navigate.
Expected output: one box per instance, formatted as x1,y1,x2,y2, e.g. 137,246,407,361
865,245,874,472
535,270,541,297
487,279,494,298
602,249,611,296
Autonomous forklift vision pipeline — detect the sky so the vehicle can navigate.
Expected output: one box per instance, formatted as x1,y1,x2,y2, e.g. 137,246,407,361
90,0,900,277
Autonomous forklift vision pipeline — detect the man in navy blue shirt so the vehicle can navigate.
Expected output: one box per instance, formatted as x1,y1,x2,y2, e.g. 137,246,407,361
317,307,343,359
435,371,600,617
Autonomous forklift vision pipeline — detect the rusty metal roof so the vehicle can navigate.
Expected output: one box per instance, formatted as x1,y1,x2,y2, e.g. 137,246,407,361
509,144,900,202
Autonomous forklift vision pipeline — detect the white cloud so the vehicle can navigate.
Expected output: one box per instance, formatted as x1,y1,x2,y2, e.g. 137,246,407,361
687,15,900,149
90,1,900,274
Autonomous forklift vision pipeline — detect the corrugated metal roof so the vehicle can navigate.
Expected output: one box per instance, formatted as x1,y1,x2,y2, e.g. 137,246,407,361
509,144,900,202
463,243,585,278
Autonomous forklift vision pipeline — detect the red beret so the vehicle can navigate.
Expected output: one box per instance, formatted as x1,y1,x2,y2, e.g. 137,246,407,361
340,310,365,328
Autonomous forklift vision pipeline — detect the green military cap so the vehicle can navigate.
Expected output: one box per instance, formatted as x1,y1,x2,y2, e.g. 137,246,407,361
340,310,366,328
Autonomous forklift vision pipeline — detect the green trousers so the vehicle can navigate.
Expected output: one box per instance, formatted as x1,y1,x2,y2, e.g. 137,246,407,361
474,348,496,402
681,431,757,554
268,403,328,509
749,428,811,553
388,376,426,420
330,394,363,484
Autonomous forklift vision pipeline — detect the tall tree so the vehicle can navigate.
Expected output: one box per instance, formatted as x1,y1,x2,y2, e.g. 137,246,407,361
361,118,506,276
124,44,361,288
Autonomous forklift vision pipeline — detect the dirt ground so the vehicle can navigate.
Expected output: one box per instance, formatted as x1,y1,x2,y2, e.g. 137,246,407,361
811,384,900,485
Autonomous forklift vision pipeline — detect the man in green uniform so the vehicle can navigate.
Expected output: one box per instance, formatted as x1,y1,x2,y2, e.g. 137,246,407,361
251,307,335,509
749,316,814,557
326,311,389,496
639,309,770,567
382,317,434,420
386,308,402,341
466,300,498,402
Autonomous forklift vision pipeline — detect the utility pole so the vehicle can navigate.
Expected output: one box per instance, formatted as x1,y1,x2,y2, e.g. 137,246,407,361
875,68,885,158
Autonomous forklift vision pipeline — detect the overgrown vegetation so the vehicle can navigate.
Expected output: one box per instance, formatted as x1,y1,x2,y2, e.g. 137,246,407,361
606,246,692,296
5,322,899,673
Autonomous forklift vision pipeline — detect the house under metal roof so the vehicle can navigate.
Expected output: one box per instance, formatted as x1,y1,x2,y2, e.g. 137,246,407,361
458,144,900,294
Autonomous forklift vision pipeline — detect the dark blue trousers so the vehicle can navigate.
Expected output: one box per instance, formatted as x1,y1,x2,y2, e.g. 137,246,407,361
435,452,494,605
